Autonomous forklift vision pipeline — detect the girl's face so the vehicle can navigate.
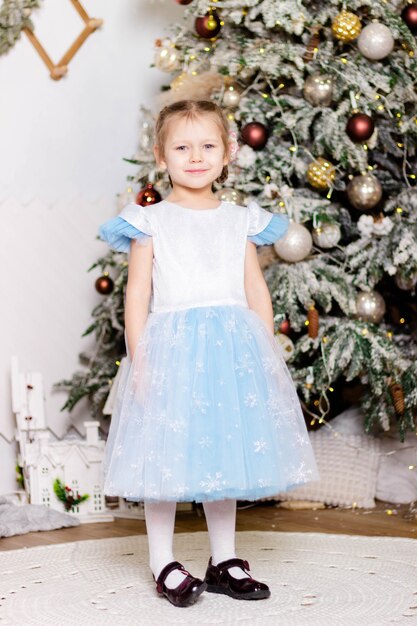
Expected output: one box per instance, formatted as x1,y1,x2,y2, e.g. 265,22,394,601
155,114,229,191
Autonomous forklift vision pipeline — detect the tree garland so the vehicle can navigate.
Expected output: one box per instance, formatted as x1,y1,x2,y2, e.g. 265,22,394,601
0,0,42,57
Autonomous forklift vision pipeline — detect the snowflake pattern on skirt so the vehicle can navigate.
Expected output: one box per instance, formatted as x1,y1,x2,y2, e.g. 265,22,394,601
102,304,319,502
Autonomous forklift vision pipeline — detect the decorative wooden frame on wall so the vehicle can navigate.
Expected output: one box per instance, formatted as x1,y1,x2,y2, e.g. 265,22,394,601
22,0,103,80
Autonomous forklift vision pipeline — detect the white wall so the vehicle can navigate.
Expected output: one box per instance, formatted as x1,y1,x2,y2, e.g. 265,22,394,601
0,0,184,494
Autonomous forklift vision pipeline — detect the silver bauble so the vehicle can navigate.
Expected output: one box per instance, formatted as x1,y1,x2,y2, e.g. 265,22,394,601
395,271,417,291
312,223,341,248
346,173,382,211
214,187,244,205
222,85,241,108
274,221,313,263
154,44,180,72
355,290,386,323
275,333,294,362
303,73,333,107
357,22,394,60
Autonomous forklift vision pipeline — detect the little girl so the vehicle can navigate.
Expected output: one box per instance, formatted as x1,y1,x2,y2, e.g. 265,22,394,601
98,99,319,608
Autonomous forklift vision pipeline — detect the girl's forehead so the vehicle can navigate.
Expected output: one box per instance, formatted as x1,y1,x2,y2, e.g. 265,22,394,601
165,114,222,141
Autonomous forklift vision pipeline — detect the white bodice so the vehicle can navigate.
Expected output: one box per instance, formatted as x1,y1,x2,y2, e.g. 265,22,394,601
119,200,272,313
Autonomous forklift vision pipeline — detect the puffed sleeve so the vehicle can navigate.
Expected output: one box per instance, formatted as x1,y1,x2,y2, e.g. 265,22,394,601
247,200,289,246
98,203,153,253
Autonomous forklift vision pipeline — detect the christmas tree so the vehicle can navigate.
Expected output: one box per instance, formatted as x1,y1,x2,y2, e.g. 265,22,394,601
55,0,417,440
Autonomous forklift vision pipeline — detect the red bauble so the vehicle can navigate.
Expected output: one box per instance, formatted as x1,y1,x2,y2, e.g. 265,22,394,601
95,275,114,295
278,319,292,336
402,3,417,34
345,113,375,143
195,11,222,38
176,0,193,4
136,183,162,206
240,122,268,150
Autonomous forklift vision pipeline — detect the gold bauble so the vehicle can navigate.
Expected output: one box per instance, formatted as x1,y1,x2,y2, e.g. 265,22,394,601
154,42,180,72
346,173,382,211
171,72,187,90
306,157,336,190
331,10,362,42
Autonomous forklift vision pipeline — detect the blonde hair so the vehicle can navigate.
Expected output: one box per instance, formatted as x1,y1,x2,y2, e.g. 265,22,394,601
154,99,230,184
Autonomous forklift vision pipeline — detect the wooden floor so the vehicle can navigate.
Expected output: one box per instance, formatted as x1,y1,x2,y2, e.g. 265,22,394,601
1,501,416,552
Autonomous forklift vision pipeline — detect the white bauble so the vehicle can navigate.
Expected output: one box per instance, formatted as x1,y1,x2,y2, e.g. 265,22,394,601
223,85,241,108
312,223,341,248
355,290,386,323
357,22,394,60
215,187,244,205
275,333,294,362
274,222,313,263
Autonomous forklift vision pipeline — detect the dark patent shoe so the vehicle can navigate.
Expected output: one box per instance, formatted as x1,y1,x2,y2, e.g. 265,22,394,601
154,560,207,607
204,557,271,600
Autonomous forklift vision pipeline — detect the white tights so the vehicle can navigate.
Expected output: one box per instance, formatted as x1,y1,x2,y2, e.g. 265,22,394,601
144,499,250,589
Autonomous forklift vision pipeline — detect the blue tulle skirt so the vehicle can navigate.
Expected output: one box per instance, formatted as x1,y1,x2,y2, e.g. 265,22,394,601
102,304,319,503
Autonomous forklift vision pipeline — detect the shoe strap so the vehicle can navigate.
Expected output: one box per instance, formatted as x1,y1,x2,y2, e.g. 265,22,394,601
155,561,190,593
215,557,251,573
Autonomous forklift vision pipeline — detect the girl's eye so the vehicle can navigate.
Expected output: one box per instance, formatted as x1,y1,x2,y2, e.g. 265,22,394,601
176,145,187,151
204,144,215,149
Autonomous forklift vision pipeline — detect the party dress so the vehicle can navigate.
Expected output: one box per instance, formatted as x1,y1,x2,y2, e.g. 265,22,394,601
98,199,319,502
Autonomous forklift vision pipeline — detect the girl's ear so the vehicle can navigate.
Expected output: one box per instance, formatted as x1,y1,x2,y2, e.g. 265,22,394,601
154,144,167,169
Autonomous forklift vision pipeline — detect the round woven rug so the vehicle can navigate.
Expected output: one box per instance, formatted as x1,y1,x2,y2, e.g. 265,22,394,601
0,531,416,625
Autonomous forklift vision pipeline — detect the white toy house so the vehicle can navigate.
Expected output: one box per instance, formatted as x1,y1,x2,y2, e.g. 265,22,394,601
11,356,114,523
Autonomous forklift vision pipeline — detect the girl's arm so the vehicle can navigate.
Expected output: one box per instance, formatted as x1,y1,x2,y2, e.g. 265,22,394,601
244,240,275,336
124,238,154,359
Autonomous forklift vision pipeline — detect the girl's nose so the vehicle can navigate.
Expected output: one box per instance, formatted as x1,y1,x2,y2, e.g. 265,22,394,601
190,148,202,162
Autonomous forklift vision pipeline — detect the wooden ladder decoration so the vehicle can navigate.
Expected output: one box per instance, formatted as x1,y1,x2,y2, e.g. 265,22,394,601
23,0,103,81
